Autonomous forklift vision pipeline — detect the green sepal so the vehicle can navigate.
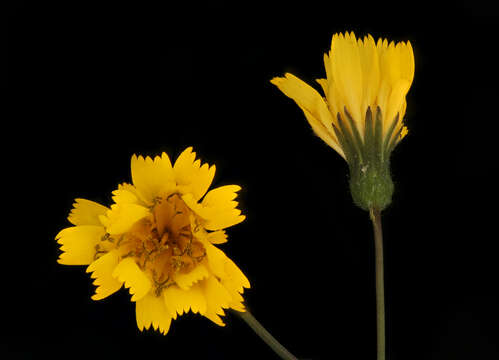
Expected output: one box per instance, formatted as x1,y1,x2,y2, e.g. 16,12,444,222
343,106,395,211
344,107,366,163
334,112,359,166
363,107,375,165
383,113,400,159
385,116,403,157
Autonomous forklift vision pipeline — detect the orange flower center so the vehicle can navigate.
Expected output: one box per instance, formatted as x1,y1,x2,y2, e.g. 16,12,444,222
99,193,206,296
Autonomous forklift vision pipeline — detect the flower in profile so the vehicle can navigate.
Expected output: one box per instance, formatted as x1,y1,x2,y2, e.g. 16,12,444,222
56,148,250,335
271,32,414,211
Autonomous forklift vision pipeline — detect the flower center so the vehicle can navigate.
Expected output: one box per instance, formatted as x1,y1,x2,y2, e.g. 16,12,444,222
100,192,206,296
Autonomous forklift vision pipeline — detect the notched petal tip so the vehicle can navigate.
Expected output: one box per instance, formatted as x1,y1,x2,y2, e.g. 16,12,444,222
270,76,284,86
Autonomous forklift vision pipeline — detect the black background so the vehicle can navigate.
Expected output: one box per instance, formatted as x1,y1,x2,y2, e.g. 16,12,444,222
3,1,499,359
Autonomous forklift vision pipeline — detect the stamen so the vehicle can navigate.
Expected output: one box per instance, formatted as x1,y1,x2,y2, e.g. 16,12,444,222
93,244,107,260
192,221,200,234
166,192,181,203
101,233,112,242
116,235,126,247
121,192,207,296
121,250,135,258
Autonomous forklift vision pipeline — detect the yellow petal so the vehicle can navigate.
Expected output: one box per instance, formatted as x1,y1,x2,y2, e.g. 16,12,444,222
221,258,250,312
163,283,207,319
302,106,346,159
224,257,250,291
136,292,172,335
400,126,409,140
202,185,246,230
202,241,229,279
182,193,208,218
270,73,335,133
358,34,380,113
183,186,246,231
202,185,241,208
203,210,246,231
111,187,140,205
385,79,410,133
315,78,328,98
331,32,363,131
131,153,174,205
222,283,245,312
68,199,109,226
206,230,228,244
174,263,210,290
173,147,216,201
400,99,407,121
270,74,344,157
56,225,106,265
101,203,149,235
323,52,332,86
112,258,151,302
201,276,232,326
376,80,391,121
402,41,415,86
86,250,122,300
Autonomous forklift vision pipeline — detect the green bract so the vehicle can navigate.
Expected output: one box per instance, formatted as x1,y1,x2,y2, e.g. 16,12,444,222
333,107,402,211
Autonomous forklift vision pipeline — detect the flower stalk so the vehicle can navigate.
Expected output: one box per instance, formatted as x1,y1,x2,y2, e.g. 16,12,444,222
232,310,298,360
370,208,385,360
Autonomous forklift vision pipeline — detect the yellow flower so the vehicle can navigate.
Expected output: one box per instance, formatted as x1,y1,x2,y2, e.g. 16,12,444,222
56,148,250,335
271,31,415,211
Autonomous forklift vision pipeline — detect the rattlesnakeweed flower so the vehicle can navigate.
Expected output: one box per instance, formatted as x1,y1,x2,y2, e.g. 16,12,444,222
56,147,250,335
271,31,414,211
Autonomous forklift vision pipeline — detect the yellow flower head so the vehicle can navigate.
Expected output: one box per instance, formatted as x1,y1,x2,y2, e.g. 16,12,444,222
271,31,414,159
271,31,415,211
56,148,250,335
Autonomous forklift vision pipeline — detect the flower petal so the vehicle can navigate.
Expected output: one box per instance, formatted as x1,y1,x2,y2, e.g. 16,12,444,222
174,263,210,290
204,209,245,231
112,186,140,205
358,34,380,112
183,188,245,231
304,106,347,159
201,276,232,326
163,283,207,319
221,258,250,312
100,203,150,235
112,258,151,302
224,257,250,291
202,185,241,208
68,199,109,226
173,147,216,201
271,74,345,157
131,153,175,205
315,78,328,98
203,185,246,230
56,225,106,265
207,230,228,244
330,32,363,129
136,292,172,335
201,241,228,279
385,79,410,134
86,250,122,300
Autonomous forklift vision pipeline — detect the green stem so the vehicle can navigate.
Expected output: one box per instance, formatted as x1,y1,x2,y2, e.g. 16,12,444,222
370,208,385,360
232,310,299,360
